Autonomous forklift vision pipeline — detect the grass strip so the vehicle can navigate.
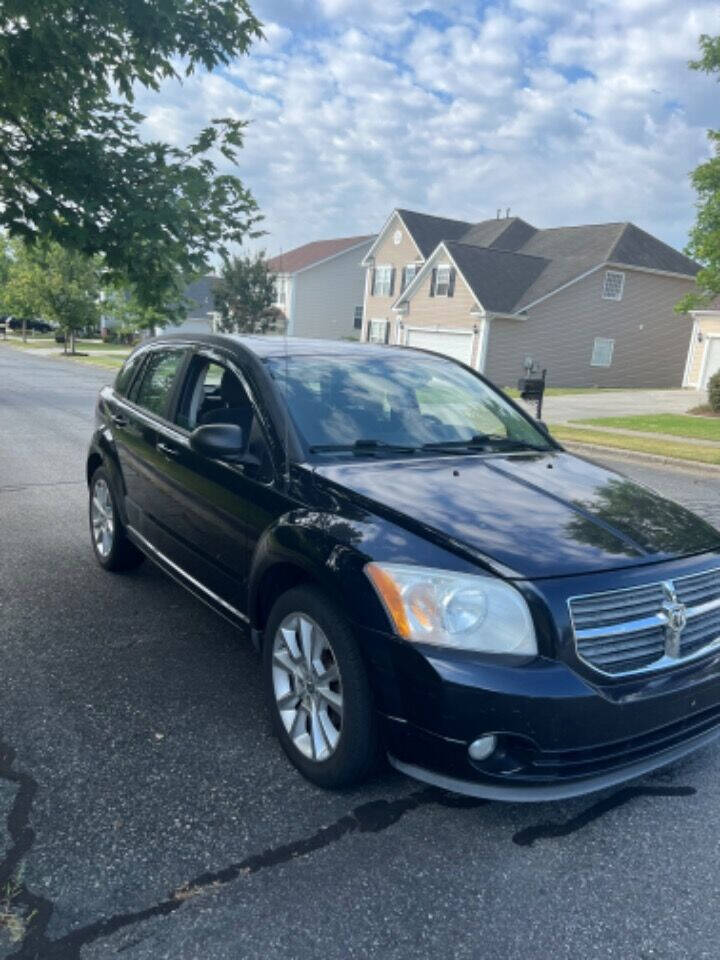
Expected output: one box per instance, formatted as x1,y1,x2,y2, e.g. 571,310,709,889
552,425,720,466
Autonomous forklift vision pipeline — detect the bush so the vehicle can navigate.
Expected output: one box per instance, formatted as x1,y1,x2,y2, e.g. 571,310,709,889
709,370,720,412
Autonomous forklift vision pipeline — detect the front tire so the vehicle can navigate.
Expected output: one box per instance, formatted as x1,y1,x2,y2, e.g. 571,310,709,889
89,466,145,572
263,585,379,789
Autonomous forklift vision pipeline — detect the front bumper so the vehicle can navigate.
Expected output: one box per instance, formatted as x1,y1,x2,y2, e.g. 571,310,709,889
363,631,720,801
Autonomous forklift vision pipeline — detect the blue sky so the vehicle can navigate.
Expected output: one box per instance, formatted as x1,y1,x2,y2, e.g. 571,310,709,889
138,0,720,257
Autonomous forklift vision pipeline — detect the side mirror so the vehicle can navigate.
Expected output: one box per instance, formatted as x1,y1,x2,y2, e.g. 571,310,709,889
190,423,245,462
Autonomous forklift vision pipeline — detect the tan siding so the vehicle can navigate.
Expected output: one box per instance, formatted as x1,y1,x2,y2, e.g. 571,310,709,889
363,213,423,342
688,315,720,385
401,245,479,332
485,268,695,389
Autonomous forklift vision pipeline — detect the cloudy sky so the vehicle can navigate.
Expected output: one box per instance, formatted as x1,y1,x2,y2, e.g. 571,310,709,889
138,0,720,257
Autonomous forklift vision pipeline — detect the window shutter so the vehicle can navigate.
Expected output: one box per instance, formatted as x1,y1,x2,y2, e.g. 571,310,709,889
370,268,376,296
429,268,437,297
384,322,390,344
389,268,396,297
448,268,456,298
401,267,406,292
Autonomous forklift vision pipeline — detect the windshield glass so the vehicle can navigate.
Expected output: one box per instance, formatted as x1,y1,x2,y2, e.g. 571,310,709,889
266,353,550,455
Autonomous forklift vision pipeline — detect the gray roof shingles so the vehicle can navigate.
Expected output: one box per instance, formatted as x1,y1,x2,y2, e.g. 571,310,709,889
395,209,699,313
447,243,548,313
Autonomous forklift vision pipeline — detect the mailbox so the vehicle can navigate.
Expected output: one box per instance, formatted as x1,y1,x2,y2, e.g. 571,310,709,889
517,369,547,419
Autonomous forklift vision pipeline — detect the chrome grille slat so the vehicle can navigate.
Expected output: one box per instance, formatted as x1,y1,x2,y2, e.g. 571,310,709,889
569,566,720,677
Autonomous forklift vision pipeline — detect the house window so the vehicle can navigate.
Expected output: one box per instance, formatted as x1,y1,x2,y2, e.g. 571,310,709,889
591,337,615,367
602,270,625,301
432,264,455,297
401,264,418,292
373,265,394,297
368,319,388,343
275,275,288,305
353,305,363,330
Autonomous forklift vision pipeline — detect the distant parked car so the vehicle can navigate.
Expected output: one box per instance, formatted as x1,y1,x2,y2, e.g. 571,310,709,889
86,334,720,800
7,316,53,334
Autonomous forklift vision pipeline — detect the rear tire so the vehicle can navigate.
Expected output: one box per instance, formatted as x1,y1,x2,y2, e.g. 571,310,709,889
89,466,145,572
263,585,379,789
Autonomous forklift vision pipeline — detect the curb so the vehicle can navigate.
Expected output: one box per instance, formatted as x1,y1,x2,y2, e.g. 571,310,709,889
562,440,720,476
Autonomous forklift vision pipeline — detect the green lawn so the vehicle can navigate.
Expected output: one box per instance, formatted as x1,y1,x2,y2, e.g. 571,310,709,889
573,413,720,442
552,425,720,466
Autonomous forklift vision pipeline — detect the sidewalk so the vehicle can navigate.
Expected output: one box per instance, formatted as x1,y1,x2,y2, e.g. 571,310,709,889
540,388,705,424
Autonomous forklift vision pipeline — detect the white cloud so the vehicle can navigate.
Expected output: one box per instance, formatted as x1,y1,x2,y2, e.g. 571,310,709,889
134,0,720,257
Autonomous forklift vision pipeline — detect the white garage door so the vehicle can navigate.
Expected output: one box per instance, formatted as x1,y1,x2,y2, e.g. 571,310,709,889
702,338,720,389
406,328,474,366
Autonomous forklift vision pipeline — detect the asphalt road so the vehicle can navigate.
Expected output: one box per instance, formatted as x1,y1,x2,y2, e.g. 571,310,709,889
2,346,720,960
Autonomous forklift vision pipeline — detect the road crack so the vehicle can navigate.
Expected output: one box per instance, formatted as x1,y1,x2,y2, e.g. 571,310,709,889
512,783,696,847
0,740,483,959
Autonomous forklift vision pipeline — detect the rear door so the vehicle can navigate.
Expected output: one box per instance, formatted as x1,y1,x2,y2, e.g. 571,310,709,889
108,345,189,532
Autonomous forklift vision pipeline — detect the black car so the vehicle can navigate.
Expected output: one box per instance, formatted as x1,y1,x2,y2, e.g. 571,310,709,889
87,335,720,800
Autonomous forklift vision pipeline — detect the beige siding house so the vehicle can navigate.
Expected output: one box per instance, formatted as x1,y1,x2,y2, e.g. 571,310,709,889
268,235,374,340
683,305,720,389
361,209,702,389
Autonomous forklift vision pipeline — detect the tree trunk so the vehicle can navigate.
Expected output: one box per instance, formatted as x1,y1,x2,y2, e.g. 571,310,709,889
22,317,27,343
69,330,76,355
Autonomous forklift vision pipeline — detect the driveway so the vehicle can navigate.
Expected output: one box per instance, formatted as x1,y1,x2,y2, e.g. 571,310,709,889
2,346,720,960
541,388,704,423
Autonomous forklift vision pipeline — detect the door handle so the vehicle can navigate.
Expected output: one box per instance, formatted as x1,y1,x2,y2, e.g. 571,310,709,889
157,441,180,458
110,412,128,427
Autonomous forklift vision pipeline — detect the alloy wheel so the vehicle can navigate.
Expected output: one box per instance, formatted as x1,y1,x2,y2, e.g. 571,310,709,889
271,613,344,762
91,478,115,558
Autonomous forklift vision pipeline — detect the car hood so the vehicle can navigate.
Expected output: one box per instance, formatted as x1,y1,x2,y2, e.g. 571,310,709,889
314,450,720,578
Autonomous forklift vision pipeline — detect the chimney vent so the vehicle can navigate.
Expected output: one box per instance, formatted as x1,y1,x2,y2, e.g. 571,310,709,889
506,207,511,219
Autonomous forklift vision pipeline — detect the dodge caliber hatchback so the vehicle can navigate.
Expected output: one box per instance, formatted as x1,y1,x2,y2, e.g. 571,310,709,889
87,335,720,800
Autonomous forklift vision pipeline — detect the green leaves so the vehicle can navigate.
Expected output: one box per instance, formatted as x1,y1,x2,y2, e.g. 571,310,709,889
678,38,720,311
214,253,285,335
0,0,264,321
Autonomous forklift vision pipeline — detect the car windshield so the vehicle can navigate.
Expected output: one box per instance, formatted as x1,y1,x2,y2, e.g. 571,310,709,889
266,353,551,456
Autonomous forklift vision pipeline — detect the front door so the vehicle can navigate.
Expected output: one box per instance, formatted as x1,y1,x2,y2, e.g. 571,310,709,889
155,350,287,614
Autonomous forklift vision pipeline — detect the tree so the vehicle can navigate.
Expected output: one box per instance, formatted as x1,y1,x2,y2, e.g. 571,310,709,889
2,240,101,352
0,1,264,319
101,287,165,343
214,253,285,334
678,35,720,311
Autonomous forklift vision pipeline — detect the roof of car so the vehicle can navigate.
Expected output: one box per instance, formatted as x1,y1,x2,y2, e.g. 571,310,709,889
148,333,399,359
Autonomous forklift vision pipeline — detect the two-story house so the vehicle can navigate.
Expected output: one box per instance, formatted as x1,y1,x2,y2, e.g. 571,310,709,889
267,234,374,340
361,209,702,388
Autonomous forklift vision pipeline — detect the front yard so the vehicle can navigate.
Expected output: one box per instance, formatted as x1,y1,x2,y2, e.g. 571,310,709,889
573,413,720,441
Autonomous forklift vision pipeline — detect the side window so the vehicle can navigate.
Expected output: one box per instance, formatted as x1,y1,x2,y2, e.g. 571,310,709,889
177,356,274,481
177,359,251,431
133,350,186,418
114,350,145,397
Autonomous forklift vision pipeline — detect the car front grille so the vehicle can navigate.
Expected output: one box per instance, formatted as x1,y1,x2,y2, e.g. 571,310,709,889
568,567,720,676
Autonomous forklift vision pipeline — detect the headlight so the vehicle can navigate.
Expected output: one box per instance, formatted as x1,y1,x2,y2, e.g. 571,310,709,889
365,562,537,656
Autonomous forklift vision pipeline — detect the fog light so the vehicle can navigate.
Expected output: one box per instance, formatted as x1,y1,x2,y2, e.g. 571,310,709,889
468,735,498,761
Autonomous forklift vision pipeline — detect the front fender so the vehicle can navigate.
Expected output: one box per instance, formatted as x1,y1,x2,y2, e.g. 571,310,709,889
248,510,390,635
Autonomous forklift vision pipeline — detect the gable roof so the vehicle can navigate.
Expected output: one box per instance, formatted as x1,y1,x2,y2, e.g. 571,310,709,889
267,235,374,274
460,217,538,251
393,215,699,316
446,243,548,313
395,209,474,257
608,222,699,277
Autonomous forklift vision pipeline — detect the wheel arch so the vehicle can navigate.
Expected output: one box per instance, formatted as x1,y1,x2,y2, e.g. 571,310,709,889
248,517,388,642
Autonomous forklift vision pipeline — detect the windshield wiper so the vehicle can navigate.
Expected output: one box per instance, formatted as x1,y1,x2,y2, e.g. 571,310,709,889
309,439,418,456
421,434,548,454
